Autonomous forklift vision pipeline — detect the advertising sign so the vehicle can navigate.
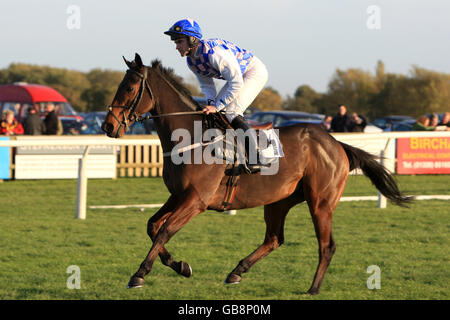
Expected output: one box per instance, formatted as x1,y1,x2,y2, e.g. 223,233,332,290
14,138,116,179
397,137,450,174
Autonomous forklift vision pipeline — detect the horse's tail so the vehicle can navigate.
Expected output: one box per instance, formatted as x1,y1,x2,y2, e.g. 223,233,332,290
340,142,414,207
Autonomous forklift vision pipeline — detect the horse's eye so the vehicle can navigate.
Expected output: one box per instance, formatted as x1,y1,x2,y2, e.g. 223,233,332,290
127,87,134,93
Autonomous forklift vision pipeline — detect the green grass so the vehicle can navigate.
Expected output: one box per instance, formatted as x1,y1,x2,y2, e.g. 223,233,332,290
0,175,448,300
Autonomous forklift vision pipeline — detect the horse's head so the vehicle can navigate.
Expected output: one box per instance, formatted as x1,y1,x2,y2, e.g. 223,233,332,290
102,53,156,138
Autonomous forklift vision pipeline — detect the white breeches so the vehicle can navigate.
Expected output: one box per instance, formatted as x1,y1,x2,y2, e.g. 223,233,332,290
216,57,268,122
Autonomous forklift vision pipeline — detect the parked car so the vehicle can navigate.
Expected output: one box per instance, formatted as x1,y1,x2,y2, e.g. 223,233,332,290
372,115,415,131
126,119,155,135
363,123,383,133
60,116,89,135
243,106,260,119
80,111,107,134
249,110,324,127
125,113,156,135
390,119,416,131
82,111,157,135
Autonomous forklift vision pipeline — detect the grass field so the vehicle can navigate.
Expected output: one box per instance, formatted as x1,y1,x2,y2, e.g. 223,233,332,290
0,175,448,300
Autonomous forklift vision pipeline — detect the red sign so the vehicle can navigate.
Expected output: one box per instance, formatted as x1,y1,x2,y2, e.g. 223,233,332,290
397,137,450,174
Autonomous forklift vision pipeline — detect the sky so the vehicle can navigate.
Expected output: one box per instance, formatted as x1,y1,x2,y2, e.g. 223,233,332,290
0,0,449,98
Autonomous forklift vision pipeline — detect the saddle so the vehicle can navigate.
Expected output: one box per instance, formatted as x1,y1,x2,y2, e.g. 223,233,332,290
204,112,274,171
203,112,274,211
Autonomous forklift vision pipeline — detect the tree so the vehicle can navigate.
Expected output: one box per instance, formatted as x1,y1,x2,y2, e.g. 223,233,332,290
250,87,283,111
315,61,450,119
375,60,385,90
82,69,123,111
284,85,322,113
369,66,450,118
81,85,111,111
323,68,378,117
1,61,448,117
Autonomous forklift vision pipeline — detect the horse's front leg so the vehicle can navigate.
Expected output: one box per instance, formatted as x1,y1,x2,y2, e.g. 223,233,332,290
147,195,192,278
127,189,206,288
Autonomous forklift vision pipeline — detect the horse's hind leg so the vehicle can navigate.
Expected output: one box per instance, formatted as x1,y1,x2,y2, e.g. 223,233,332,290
304,183,341,295
307,212,336,295
225,194,300,284
146,196,192,278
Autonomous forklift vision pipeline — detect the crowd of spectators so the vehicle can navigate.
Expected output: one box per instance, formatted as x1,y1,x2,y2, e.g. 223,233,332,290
321,104,450,133
322,104,368,133
412,112,450,131
0,104,63,136
2,103,450,136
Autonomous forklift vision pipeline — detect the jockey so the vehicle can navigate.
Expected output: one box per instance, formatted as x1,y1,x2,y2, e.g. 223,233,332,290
164,18,269,173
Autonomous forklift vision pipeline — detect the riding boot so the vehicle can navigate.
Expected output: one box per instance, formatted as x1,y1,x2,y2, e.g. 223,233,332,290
230,115,265,174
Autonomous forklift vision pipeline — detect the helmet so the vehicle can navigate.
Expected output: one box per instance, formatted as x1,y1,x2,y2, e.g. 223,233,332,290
164,18,202,40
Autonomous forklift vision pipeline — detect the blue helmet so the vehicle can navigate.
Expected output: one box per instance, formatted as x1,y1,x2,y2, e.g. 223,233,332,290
164,18,202,40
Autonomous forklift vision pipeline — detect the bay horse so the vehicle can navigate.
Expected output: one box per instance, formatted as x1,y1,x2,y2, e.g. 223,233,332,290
101,53,411,295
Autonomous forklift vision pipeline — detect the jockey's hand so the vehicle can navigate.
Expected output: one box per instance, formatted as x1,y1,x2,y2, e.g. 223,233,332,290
202,105,217,115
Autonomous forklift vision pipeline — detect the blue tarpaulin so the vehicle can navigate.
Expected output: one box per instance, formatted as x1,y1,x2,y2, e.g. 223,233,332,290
0,137,10,179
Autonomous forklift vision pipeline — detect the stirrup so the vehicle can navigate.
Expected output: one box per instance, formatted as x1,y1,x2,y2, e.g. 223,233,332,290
244,161,271,174
243,164,261,174
242,155,271,174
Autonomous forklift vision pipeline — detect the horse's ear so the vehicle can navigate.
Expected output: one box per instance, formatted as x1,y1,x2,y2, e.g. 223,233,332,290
123,56,134,69
134,53,143,67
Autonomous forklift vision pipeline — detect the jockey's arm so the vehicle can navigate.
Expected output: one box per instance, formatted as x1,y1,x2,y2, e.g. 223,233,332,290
207,47,244,112
195,74,217,107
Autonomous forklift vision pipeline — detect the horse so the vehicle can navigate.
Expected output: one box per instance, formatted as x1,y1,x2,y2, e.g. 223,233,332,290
101,53,412,295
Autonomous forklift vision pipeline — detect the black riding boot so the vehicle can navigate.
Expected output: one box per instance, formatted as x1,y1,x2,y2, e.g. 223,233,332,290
230,115,264,174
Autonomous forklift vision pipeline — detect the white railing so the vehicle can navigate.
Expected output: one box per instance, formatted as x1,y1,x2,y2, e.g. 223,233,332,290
0,131,449,218
0,136,160,220
0,136,160,147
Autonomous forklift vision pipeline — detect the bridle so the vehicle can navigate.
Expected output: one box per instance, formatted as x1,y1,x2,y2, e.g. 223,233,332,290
106,66,205,137
106,68,155,138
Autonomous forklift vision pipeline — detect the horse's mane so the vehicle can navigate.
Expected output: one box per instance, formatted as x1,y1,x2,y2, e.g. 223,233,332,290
150,59,201,111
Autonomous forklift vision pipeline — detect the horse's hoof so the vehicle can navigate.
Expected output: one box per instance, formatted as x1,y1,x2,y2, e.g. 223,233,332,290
127,276,145,289
224,273,242,285
307,287,320,295
178,261,192,278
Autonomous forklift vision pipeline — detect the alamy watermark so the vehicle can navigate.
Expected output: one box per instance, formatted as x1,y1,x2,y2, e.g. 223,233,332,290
366,265,381,289
66,5,81,30
168,121,281,175
366,5,381,30
66,265,81,289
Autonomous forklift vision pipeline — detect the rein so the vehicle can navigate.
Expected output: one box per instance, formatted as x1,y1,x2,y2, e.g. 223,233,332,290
135,111,204,122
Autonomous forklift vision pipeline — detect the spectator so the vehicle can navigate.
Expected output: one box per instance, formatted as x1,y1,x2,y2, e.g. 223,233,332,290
440,112,450,127
321,115,332,131
412,115,435,131
0,110,24,135
348,113,367,132
436,112,450,131
431,112,450,131
429,113,439,128
44,103,60,135
330,104,351,132
24,106,46,135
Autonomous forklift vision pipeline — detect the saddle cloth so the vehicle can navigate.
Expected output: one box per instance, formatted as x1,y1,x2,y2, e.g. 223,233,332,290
206,112,284,165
